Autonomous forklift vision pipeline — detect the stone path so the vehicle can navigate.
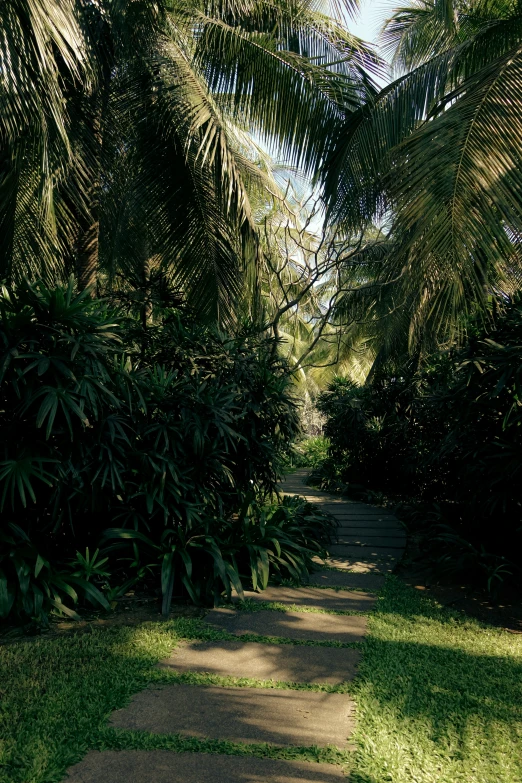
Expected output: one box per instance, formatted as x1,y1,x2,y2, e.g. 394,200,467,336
66,469,405,782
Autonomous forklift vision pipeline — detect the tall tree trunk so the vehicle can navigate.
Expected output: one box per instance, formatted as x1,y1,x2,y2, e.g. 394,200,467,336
142,252,153,330
76,59,110,296
77,218,99,295
76,102,102,297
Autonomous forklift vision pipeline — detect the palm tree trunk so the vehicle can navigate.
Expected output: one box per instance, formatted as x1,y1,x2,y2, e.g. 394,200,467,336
142,253,153,330
76,56,111,296
77,219,99,294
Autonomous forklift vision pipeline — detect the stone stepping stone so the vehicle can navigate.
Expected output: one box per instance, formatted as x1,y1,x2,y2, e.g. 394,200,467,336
239,586,376,612
330,514,405,533
66,751,347,782
334,506,389,513
307,570,386,592
281,490,353,506
331,520,400,545
110,684,355,748
287,496,352,507
335,526,406,546
329,516,400,526
159,640,361,684
281,485,323,495
333,535,405,549
321,503,392,511
328,512,398,522
205,608,367,643
329,545,401,559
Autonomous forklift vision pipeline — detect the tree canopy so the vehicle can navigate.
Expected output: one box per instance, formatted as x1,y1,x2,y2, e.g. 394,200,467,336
1,0,522,367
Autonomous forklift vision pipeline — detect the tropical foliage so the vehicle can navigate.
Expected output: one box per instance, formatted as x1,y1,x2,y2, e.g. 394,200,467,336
314,298,522,585
325,0,522,362
3,0,522,616
0,0,379,325
0,280,337,624
290,436,331,469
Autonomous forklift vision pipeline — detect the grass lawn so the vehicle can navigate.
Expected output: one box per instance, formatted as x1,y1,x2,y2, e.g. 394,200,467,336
1,578,521,783
352,577,522,783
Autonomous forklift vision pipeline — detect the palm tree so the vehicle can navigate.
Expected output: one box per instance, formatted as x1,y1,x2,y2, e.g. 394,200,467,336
325,0,522,359
0,0,90,283
99,0,382,324
0,0,381,325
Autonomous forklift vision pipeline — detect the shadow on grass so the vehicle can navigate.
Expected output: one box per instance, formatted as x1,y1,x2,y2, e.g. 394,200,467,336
350,577,522,781
357,636,522,739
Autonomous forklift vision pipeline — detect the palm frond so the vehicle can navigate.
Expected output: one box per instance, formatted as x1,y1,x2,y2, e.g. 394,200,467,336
388,42,522,345
325,10,522,230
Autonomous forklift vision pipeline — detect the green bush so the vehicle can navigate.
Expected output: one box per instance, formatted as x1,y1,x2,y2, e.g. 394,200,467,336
315,376,416,493
290,436,331,469
316,301,522,581
0,280,318,624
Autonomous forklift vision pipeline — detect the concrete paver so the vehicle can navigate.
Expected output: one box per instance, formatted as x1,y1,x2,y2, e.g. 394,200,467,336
328,545,400,559
322,508,396,518
159,640,361,684
306,570,386,591
335,528,405,539
205,608,367,643
332,536,405,549
314,556,393,573
332,528,404,554
328,514,400,525
66,752,348,782
110,684,355,748
330,520,402,531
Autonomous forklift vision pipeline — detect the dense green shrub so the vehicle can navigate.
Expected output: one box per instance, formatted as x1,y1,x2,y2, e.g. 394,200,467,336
316,302,522,578
287,436,331,470
0,280,324,624
315,377,417,492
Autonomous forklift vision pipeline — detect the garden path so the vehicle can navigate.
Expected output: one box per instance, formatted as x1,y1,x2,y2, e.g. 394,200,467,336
66,469,405,782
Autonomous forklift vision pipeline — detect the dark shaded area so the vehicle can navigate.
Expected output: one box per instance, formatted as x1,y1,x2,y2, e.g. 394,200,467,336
2,281,332,626
313,299,522,591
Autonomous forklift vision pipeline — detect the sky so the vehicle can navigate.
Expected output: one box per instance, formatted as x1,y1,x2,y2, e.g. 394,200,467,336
347,0,399,85
349,0,398,44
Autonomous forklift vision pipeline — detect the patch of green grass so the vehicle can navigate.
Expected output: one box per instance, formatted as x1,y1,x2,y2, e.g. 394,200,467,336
352,576,522,783
147,668,352,694
233,599,367,616
175,616,362,649
0,622,179,783
95,727,351,767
